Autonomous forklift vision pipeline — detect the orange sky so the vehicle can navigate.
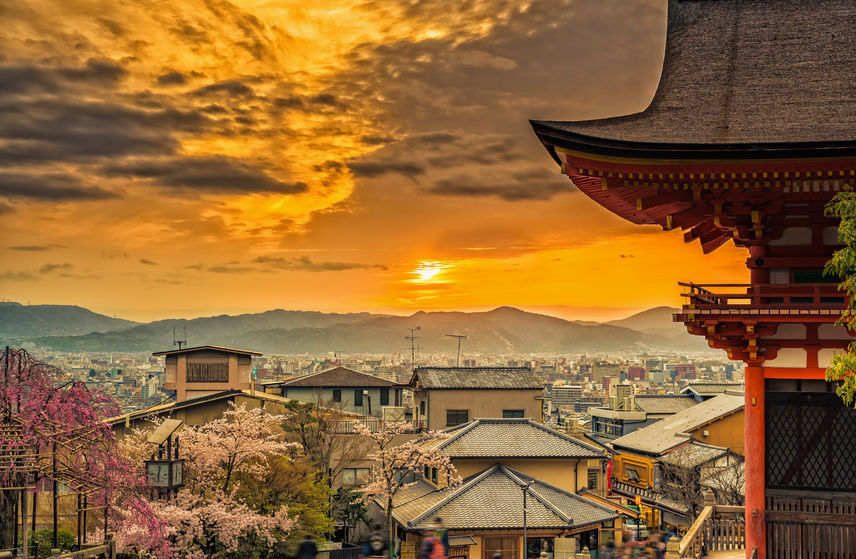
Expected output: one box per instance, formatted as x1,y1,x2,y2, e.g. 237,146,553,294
0,0,748,322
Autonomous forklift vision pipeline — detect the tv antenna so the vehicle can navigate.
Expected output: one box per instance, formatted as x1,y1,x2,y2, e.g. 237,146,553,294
173,324,187,350
405,327,421,372
446,334,467,367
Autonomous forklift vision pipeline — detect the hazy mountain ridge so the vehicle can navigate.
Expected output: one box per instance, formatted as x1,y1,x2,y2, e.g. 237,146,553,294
1,302,713,354
0,302,138,338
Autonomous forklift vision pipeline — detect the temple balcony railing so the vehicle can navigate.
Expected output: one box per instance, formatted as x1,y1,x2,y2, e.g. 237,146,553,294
676,282,847,321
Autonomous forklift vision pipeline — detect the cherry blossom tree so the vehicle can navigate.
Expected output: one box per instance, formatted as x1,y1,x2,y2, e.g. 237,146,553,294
121,402,299,557
356,422,461,555
0,347,167,554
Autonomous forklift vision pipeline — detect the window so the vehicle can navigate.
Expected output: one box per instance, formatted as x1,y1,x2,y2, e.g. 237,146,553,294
503,409,524,418
446,409,468,426
424,465,430,479
625,467,640,482
186,360,229,383
354,389,363,407
587,468,599,491
332,389,341,402
431,467,438,484
341,468,370,486
380,388,389,406
420,400,425,415
484,538,517,559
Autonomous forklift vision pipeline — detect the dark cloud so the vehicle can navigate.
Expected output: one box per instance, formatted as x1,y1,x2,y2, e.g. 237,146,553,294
427,167,572,201
0,172,118,201
620,254,635,258
140,258,158,265
273,93,348,112
0,271,36,281
255,255,387,272
97,18,126,37
193,80,255,98
58,58,127,84
39,263,73,274
360,135,396,145
348,160,426,179
157,71,186,85
10,245,64,251
101,156,307,195
206,264,254,274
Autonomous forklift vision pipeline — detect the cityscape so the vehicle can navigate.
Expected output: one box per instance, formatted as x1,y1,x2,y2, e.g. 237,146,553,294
2,1,856,559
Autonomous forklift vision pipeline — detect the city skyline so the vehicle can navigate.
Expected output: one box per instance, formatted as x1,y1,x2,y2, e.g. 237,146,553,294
1,0,747,322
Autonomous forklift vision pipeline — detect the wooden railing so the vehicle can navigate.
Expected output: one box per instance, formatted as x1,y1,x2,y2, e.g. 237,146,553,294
665,493,745,558
678,282,846,309
766,492,856,558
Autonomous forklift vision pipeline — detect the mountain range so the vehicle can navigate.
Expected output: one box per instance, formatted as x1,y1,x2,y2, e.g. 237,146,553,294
0,302,711,355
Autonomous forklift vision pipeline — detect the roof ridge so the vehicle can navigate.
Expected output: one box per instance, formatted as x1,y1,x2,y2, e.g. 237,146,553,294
435,419,482,449
501,464,617,518
523,419,607,455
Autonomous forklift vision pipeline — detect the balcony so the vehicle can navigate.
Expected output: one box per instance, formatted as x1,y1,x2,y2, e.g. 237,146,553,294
675,283,846,323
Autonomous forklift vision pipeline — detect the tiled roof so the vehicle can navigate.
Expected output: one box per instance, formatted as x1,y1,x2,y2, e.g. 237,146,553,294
658,442,729,469
532,0,856,148
277,367,398,387
391,465,617,530
681,383,744,397
435,419,604,458
411,367,542,390
634,395,698,414
152,345,262,356
611,394,744,455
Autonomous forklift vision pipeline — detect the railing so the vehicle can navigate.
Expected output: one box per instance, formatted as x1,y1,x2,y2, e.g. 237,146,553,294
666,493,745,558
330,418,423,434
678,282,847,313
766,492,856,558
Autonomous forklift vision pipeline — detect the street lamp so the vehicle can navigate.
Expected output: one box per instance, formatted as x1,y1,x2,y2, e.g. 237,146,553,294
144,419,184,498
522,480,533,559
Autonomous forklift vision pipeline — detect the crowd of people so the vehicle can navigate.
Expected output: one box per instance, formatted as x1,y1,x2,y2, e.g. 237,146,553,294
592,530,672,558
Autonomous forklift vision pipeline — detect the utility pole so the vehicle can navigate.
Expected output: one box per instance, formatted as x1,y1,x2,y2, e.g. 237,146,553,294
405,327,421,372
445,334,467,367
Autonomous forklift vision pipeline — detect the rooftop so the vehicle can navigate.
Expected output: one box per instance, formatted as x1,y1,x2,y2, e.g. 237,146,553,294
611,393,744,455
152,345,262,357
410,367,542,390
275,366,399,388
391,464,617,530
532,0,856,157
433,418,605,459
634,395,699,414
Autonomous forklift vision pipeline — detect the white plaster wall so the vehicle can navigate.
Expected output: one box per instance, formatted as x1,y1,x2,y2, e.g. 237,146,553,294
764,348,806,368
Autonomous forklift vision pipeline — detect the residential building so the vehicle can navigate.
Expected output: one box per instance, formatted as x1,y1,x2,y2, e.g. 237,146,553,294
588,394,697,443
409,367,542,430
389,418,621,558
266,366,404,418
154,345,262,402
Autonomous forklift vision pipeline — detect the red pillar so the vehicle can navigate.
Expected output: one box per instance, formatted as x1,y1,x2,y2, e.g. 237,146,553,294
744,366,765,559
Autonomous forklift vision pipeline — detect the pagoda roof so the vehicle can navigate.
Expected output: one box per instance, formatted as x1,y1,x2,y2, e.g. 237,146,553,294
532,0,856,159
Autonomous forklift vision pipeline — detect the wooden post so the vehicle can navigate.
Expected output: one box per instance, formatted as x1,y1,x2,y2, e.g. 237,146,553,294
664,536,681,559
81,495,87,544
21,489,28,559
77,493,82,548
703,489,716,510
52,444,58,550
744,367,765,559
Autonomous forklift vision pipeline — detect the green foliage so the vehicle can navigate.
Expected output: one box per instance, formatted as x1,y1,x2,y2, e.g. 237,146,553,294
824,190,856,407
238,456,333,554
332,488,370,542
28,529,76,555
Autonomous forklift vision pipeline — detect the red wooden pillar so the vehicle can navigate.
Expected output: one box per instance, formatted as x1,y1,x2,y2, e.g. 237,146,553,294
745,366,765,559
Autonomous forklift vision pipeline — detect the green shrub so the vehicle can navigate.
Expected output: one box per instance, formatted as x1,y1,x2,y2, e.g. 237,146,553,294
28,529,76,556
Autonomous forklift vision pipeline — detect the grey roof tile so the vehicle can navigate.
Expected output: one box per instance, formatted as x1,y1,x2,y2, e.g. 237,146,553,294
436,419,604,458
412,367,542,390
532,0,856,147
277,366,398,387
611,394,744,455
391,465,616,530
634,395,698,414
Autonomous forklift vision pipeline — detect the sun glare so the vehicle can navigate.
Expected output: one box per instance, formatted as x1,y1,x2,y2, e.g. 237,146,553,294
411,260,449,283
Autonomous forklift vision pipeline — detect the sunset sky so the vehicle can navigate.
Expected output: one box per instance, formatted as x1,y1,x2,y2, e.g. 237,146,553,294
0,0,748,322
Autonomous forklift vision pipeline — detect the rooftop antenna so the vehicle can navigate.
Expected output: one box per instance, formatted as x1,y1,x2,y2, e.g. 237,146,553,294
173,324,187,350
405,327,421,372
446,334,467,367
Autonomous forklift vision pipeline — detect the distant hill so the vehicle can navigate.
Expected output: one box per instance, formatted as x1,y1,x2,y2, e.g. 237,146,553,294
0,302,137,338
4,303,716,355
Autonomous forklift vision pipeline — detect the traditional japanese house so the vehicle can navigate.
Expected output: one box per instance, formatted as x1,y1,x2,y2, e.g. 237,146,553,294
531,1,856,557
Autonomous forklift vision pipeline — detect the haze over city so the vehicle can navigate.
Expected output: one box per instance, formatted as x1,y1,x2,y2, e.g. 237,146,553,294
1,0,748,321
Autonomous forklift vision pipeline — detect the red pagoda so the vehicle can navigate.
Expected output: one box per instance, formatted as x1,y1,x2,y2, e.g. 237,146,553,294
532,1,856,557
